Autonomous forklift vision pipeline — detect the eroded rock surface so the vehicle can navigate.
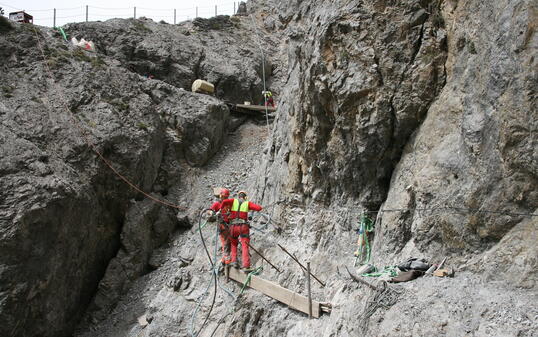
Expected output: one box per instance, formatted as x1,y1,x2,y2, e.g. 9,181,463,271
66,16,268,104
1,0,536,336
371,0,537,275
0,13,267,337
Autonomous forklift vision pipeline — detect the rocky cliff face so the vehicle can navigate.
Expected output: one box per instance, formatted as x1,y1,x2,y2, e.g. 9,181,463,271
67,16,268,104
373,0,537,283
0,0,536,336
251,0,446,206
250,0,536,335
254,0,536,272
0,15,270,337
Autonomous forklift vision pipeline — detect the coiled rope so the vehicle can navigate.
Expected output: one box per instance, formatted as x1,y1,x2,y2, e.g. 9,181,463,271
190,210,237,337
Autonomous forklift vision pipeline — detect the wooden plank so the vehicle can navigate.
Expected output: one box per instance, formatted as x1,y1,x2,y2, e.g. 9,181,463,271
228,267,321,318
235,104,277,112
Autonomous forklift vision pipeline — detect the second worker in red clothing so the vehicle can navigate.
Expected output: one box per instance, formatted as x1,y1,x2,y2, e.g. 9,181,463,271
218,190,262,271
210,188,232,264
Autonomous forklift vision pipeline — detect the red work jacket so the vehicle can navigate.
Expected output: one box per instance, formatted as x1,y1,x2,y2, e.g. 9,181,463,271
210,200,232,223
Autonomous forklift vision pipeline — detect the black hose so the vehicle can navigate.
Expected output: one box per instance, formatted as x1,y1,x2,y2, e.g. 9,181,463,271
193,209,219,337
199,209,214,265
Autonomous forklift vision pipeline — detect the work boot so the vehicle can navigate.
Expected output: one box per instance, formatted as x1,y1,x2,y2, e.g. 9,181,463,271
242,266,254,273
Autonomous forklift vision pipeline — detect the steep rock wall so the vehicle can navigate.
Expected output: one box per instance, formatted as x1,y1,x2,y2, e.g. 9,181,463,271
0,26,165,337
253,0,447,207
0,15,264,337
252,0,536,265
372,0,537,282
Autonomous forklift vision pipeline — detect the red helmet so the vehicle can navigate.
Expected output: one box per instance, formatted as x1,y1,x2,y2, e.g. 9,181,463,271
220,188,230,198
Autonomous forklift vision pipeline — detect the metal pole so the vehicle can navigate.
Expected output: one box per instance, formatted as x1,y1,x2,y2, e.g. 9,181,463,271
174,9,176,24
246,242,281,273
436,257,447,271
345,266,379,291
307,262,312,319
234,2,236,14
277,244,326,287
196,6,198,18
134,7,136,19
215,5,217,16
85,5,88,22
53,8,56,28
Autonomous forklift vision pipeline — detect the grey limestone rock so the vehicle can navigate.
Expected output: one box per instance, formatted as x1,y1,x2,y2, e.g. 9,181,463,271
0,14,265,337
1,0,537,336
65,16,267,104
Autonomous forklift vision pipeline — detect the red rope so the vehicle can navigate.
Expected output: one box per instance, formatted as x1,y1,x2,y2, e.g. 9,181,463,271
31,26,188,211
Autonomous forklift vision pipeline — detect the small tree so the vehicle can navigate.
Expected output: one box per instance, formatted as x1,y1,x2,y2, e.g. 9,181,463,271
0,7,13,32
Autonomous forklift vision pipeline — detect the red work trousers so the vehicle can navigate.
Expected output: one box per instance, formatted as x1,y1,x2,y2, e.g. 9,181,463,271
229,223,250,268
218,223,231,263
265,97,275,107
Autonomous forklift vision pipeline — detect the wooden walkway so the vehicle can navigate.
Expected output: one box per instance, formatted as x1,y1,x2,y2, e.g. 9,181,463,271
226,266,331,318
233,104,277,112
226,103,277,118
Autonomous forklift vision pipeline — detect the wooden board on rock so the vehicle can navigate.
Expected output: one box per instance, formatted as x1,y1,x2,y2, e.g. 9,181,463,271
227,266,322,318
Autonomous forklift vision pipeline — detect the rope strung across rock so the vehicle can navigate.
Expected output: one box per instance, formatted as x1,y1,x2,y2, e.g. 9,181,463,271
31,24,190,212
249,13,271,133
360,281,403,332
189,211,219,337
354,212,375,267
272,200,538,218
240,266,264,295
346,267,404,332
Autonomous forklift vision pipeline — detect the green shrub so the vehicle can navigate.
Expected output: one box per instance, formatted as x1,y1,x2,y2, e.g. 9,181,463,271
0,15,13,33
132,20,152,33
105,98,129,112
90,56,106,68
2,85,14,97
136,122,149,130
72,48,92,62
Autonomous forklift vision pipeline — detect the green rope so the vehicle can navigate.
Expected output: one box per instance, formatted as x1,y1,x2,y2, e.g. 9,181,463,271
55,27,68,41
364,231,371,263
196,219,209,232
240,266,263,295
362,213,374,232
362,266,398,278
354,213,375,266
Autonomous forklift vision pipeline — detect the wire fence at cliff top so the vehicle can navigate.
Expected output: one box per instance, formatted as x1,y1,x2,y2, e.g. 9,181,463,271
0,1,241,27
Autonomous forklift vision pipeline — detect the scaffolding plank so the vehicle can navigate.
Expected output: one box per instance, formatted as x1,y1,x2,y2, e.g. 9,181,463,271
228,267,321,318
234,104,277,112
